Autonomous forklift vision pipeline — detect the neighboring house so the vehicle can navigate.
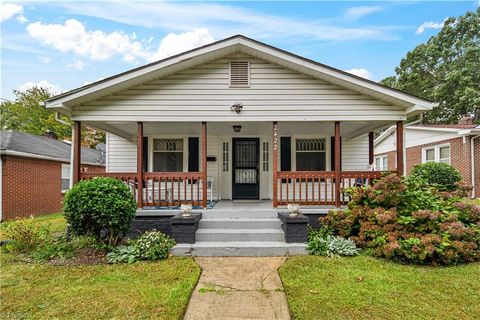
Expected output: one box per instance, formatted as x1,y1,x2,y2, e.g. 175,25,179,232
0,131,105,221
374,119,480,198
44,35,434,210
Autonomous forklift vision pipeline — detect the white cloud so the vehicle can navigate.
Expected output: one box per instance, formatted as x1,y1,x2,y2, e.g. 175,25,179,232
1,3,23,22
16,14,28,24
416,21,444,34
66,59,86,70
17,80,61,94
345,6,383,20
345,68,372,80
26,19,214,63
59,2,395,42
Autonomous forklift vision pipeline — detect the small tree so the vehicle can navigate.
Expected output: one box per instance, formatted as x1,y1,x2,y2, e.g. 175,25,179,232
63,177,137,246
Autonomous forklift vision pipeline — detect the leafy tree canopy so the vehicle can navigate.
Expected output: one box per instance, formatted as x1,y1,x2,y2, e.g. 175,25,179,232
1,87,104,147
381,8,480,124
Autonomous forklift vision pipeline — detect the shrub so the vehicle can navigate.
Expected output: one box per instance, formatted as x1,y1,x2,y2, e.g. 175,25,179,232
322,174,480,265
63,177,137,246
410,162,462,191
107,230,175,263
307,227,359,257
2,217,52,253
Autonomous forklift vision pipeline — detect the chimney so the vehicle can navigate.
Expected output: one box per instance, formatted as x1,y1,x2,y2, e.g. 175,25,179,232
458,116,473,125
44,130,58,140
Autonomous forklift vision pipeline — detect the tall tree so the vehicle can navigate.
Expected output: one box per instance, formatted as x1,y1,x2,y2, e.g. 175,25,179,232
1,87,105,147
381,8,480,124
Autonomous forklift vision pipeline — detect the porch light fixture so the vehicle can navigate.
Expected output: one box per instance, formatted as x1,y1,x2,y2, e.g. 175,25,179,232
233,125,242,133
231,103,243,113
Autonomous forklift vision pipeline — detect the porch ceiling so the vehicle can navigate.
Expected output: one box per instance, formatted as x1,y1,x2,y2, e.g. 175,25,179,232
86,120,392,140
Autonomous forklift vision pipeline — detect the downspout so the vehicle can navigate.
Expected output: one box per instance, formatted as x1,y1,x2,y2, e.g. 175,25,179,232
54,112,75,189
471,135,479,198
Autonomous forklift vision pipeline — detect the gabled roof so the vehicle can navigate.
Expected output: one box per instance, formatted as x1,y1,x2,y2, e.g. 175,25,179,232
0,130,104,165
374,123,480,146
45,35,435,115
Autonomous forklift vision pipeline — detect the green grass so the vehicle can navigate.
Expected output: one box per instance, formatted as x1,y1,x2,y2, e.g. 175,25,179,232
1,212,67,240
0,213,201,319
279,255,480,320
464,198,480,206
1,255,200,319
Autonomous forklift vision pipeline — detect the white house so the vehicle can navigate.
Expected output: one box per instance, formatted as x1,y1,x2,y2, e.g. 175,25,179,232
45,35,434,210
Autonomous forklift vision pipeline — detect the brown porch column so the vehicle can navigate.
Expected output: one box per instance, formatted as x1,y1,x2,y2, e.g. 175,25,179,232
335,121,341,208
137,122,143,208
202,122,207,208
396,121,404,176
368,131,374,165
272,122,279,208
72,121,81,184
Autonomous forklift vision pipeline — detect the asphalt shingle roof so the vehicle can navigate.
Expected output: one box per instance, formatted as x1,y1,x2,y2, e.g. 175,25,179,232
0,130,104,165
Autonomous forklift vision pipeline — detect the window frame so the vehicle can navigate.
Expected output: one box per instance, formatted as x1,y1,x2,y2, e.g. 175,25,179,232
294,137,327,171
149,137,188,172
421,143,450,164
61,163,70,192
374,155,388,171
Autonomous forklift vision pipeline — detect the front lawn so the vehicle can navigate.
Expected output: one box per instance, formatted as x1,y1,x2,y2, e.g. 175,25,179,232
279,255,480,320
1,254,200,319
0,213,201,319
0,212,66,240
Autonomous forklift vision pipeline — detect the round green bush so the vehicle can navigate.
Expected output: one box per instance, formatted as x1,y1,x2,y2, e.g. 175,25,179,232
410,162,461,191
63,177,137,246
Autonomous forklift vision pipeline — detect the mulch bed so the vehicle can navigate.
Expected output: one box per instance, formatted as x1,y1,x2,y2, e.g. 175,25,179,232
50,248,108,266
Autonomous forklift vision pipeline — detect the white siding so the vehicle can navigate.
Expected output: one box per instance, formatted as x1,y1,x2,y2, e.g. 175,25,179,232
75,54,405,122
342,134,370,170
106,133,136,172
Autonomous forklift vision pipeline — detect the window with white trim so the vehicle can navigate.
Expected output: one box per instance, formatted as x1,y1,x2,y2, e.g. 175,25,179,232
374,156,388,171
422,144,450,164
61,164,70,192
222,142,229,172
295,138,326,171
153,139,183,172
262,142,269,172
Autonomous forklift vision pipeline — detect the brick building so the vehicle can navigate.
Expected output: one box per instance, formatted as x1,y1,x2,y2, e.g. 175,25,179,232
1,131,104,220
374,120,480,198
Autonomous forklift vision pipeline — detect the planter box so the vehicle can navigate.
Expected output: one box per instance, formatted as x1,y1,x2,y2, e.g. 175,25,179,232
170,212,202,244
278,212,309,243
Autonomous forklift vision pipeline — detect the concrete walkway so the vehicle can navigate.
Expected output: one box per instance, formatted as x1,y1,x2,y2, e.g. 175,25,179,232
184,257,291,320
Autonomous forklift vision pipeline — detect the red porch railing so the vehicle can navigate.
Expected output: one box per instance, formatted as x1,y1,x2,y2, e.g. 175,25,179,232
79,172,205,207
275,171,384,206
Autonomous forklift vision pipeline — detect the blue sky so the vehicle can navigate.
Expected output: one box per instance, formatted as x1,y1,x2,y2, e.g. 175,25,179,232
1,1,478,100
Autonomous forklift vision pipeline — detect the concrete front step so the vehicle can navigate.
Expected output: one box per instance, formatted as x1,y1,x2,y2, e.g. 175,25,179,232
201,210,278,219
196,228,284,242
199,218,281,229
172,241,308,257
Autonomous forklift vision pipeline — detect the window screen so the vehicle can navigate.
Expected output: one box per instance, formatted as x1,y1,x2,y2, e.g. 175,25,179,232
295,139,326,171
153,139,183,172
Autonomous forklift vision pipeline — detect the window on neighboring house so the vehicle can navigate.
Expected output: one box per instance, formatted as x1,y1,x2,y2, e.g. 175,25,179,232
375,156,388,171
262,142,269,171
61,164,70,192
153,139,184,172
422,145,450,164
295,138,326,171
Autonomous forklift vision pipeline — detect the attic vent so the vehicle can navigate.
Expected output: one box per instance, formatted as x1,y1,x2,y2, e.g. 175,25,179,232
230,61,250,87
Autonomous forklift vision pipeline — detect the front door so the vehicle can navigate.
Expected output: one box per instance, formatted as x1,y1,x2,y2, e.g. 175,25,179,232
232,138,260,200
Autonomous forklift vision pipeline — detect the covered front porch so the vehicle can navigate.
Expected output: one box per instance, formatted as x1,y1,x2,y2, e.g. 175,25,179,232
73,120,405,210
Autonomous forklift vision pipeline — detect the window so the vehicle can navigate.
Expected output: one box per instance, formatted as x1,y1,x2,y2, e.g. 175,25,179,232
375,156,388,171
222,142,229,172
153,139,183,172
295,139,326,171
61,164,70,192
230,61,250,87
262,142,269,172
422,145,450,164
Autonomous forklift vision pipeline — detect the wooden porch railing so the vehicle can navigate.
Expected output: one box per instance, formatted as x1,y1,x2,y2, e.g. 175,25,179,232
276,171,384,206
79,172,205,207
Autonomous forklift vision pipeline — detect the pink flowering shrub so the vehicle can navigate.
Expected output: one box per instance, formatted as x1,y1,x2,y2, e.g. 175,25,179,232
322,174,480,265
